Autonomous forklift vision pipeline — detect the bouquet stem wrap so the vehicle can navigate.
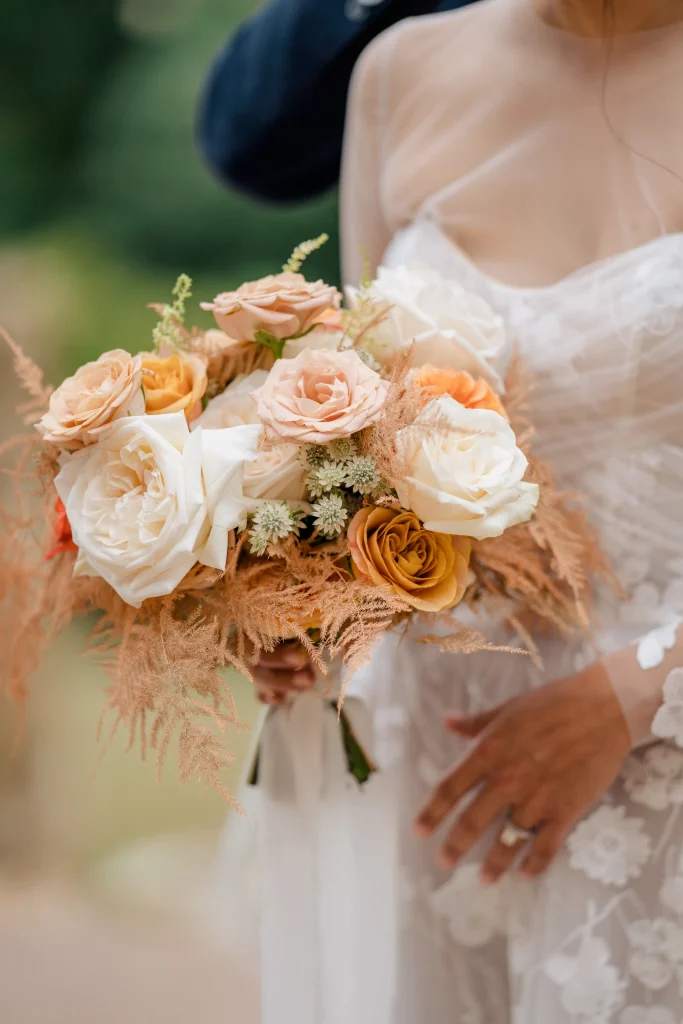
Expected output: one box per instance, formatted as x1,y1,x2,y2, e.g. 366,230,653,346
257,663,399,1024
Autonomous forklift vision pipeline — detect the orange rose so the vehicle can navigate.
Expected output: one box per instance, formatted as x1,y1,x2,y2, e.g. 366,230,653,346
414,365,506,418
46,497,77,561
348,505,470,612
141,351,207,422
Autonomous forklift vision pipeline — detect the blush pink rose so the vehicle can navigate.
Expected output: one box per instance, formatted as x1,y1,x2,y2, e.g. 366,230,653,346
253,348,389,444
38,349,144,449
201,272,341,343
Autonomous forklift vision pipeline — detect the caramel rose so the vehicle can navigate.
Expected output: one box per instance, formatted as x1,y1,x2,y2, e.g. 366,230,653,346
141,351,207,422
201,272,341,343
38,349,144,449
348,505,471,612
414,365,507,418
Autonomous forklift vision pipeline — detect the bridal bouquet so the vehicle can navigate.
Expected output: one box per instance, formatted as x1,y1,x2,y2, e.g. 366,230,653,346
0,237,610,798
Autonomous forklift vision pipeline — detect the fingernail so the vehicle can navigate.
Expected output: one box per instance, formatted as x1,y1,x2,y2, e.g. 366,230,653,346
480,869,496,885
437,851,454,870
293,671,312,688
414,820,430,838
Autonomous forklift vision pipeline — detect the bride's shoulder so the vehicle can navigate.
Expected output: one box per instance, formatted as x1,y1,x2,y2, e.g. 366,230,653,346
353,0,515,100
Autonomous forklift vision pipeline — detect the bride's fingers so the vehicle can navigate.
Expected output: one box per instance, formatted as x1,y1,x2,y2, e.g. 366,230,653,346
436,785,509,870
480,785,551,883
256,687,289,706
259,646,311,671
520,818,571,878
415,741,503,837
445,706,501,737
253,665,316,693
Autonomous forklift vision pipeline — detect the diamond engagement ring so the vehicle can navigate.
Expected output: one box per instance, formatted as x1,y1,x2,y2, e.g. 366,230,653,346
500,819,537,847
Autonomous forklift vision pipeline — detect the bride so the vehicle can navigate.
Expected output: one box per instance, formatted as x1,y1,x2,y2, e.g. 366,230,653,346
245,0,683,1020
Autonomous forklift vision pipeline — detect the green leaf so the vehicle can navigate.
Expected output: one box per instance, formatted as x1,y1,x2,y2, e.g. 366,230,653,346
248,704,377,788
338,706,377,785
254,329,285,360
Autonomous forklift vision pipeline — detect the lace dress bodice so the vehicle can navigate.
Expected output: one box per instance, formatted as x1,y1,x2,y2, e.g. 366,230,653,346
379,217,683,747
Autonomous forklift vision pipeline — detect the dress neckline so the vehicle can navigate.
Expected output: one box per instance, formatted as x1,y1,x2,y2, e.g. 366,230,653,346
405,217,683,297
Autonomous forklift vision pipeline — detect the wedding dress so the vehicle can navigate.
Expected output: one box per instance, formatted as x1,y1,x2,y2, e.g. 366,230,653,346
211,3,683,1022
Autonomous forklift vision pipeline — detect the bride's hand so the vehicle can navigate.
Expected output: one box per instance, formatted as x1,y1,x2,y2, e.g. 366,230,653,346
254,643,316,706
415,664,631,882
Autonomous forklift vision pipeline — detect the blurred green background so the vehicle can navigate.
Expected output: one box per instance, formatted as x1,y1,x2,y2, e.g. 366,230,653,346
0,0,338,884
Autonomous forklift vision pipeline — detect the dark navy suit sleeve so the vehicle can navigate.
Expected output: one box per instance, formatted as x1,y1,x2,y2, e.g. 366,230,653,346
197,0,469,203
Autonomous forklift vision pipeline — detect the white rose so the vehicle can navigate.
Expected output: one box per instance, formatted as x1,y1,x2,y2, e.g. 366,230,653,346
396,395,539,539
195,371,306,501
347,264,506,387
196,370,268,429
55,412,261,607
243,444,307,501
282,321,344,359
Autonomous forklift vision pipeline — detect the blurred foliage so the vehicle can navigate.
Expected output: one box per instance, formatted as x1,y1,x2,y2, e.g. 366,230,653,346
0,0,340,865
0,0,127,234
0,0,340,304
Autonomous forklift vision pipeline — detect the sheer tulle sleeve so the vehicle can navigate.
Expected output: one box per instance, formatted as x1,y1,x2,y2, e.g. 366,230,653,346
606,624,683,747
340,27,402,286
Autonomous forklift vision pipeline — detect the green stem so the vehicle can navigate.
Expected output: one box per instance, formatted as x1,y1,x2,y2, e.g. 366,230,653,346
247,704,377,788
254,329,286,360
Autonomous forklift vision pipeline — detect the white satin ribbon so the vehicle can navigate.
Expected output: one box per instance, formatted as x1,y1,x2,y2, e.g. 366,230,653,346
258,673,399,1024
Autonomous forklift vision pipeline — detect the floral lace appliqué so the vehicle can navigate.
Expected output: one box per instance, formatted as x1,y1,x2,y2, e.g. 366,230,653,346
652,668,683,746
544,934,626,1021
429,863,509,948
622,745,683,811
567,806,652,886
627,918,683,992
637,623,678,671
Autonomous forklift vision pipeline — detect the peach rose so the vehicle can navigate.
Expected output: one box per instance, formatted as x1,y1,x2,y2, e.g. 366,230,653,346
414,366,507,418
201,272,341,343
38,349,144,449
253,347,389,445
348,505,471,612
141,351,207,422
282,308,345,358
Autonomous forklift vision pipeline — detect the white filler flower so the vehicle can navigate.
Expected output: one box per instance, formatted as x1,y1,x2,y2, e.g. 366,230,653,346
347,263,506,388
55,412,261,606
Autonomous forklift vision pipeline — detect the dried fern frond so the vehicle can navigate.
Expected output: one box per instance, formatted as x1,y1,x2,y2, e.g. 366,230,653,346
1,327,53,423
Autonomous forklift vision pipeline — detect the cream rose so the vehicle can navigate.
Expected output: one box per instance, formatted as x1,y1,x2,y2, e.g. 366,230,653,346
396,395,539,539
38,349,144,449
54,412,261,607
252,347,389,445
347,264,506,387
243,445,307,501
201,272,341,343
195,370,306,500
197,370,268,429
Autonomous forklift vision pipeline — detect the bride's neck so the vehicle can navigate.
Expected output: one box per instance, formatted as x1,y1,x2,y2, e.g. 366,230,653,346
532,0,683,36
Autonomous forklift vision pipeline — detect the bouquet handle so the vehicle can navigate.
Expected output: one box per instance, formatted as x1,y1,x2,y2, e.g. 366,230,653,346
256,686,399,1024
